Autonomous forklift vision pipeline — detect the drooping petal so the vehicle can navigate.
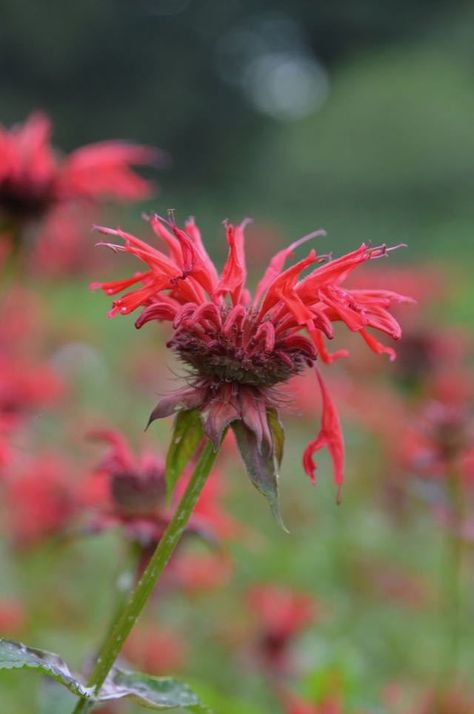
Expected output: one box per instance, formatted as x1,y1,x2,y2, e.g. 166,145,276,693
302,368,345,502
134,302,177,328
308,327,349,364
359,328,397,361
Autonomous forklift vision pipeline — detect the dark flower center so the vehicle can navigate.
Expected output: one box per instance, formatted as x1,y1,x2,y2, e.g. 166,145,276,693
168,307,316,388
110,469,165,517
0,178,56,221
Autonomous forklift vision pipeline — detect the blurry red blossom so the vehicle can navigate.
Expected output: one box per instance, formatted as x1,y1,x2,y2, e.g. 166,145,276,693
123,625,187,675
168,550,233,595
83,428,241,550
246,584,317,674
415,687,474,714
0,112,163,273
0,354,64,433
280,691,343,714
4,453,79,547
399,398,474,484
0,599,25,635
0,111,160,219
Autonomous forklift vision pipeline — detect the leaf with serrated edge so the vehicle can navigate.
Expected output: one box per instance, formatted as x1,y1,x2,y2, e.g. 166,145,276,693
99,668,211,711
0,639,91,699
165,410,204,499
231,421,288,532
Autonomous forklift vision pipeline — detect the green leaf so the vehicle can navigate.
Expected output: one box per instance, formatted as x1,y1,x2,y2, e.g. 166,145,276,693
267,408,285,466
38,680,76,714
231,421,288,532
165,410,204,499
100,668,211,711
0,639,91,699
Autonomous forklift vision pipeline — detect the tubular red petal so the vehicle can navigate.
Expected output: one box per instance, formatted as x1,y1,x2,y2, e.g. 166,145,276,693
360,329,397,361
254,229,326,305
258,250,318,319
308,328,349,364
216,221,247,305
303,368,345,501
135,302,177,328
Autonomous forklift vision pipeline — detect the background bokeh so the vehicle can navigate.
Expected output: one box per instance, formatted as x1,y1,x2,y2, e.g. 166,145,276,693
2,0,474,255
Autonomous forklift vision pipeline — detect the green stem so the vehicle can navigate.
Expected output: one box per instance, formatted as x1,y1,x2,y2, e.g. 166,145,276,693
442,472,463,681
72,440,217,714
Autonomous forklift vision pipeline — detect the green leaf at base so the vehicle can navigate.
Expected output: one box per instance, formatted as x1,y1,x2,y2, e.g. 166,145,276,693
0,639,91,699
101,668,211,711
165,409,204,499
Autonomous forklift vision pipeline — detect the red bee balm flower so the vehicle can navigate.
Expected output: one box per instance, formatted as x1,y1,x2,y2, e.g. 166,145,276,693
0,112,161,225
93,215,410,516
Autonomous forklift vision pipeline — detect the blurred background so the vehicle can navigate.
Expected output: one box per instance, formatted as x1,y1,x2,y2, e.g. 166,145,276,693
1,2,474,713
2,0,474,256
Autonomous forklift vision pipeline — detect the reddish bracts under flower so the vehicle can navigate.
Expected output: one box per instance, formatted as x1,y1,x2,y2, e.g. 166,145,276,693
93,214,410,513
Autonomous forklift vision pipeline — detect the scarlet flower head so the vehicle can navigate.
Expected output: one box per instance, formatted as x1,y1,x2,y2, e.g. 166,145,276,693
93,214,410,515
83,428,168,545
0,112,162,245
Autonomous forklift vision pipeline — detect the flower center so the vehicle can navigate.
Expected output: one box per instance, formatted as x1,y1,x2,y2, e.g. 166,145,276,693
168,306,316,388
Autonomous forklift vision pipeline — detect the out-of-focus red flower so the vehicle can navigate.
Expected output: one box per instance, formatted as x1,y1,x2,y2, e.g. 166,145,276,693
83,428,242,552
0,112,160,222
0,599,25,635
351,556,431,610
279,690,343,714
0,287,45,354
0,355,64,433
123,625,187,675
4,453,78,547
168,550,233,595
93,214,410,507
32,203,102,277
0,112,163,274
415,687,474,714
399,399,474,484
82,428,167,545
246,584,316,674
